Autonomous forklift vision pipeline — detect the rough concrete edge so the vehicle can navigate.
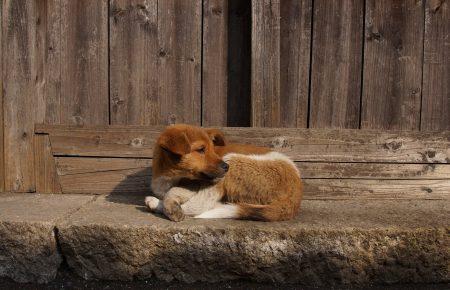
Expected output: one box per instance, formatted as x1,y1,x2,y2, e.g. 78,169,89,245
48,195,100,282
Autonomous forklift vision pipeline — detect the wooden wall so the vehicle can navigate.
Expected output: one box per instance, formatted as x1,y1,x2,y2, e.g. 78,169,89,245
1,0,449,192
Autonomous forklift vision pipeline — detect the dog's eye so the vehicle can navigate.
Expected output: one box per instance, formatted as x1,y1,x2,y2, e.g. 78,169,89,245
196,147,205,154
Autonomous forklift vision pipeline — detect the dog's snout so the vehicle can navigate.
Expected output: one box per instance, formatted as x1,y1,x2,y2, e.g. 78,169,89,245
220,161,229,172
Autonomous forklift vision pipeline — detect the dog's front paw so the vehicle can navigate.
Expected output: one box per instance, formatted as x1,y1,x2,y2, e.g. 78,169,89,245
163,200,185,222
145,196,161,212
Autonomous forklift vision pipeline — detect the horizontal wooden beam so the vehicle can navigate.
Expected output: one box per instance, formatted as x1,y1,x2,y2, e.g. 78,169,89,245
36,124,450,163
54,157,450,199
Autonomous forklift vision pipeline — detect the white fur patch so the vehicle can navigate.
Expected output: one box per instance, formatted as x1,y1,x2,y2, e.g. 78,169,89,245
223,151,299,175
181,186,222,216
145,196,163,213
194,204,239,219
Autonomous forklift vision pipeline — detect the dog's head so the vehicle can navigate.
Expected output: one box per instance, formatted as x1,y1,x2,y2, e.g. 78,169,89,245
155,124,228,181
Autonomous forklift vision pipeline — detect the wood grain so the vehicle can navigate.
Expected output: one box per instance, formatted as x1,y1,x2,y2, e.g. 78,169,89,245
35,0,61,125
36,125,450,163
298,162,450,180
52,157,450,198
202,0,228,126
309,0,363,129
56,157,450,180
34,134,61,193
109,0,159,125
60,0,109,126
0,0,3,191
3,0,37,191
421,0,449,131
280,0,312,128
158,0,202,125
251,0,281,127
304,179,449,200
361,0,424,130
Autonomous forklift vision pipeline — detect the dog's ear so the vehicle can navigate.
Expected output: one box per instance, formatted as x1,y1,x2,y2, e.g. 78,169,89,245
158,128,191,156
206,129,226,146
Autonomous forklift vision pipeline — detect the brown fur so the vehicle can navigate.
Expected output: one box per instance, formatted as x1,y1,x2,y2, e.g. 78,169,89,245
217,156,303,221
151,124,303,222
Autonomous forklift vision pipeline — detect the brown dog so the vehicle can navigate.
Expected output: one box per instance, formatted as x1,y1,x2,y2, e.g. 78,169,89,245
146,124,303,222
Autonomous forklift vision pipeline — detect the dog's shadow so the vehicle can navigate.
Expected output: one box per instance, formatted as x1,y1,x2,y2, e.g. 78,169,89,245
105,167,154,213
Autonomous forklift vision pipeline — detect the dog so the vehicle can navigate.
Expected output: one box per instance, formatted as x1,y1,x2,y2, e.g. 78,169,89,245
145,124,303,222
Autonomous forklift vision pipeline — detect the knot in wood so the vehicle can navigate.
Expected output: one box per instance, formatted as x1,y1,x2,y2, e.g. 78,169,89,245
425,150,436,158
211,6,222,15
384,140,402,151
271,137,288,149
168,114,177,125
131,138,144,147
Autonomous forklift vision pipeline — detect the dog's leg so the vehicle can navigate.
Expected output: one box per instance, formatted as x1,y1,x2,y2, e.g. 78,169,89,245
181,186,222,216
145,196,163,213
163,187,197,222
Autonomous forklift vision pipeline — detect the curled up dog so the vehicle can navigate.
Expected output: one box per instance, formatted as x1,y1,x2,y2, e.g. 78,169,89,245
145,124,303,222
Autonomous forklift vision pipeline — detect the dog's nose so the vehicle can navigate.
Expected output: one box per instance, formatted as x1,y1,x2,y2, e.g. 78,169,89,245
220,161,229,172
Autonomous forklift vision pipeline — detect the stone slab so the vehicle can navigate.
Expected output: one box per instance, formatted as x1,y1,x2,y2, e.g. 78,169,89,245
0,193,95,283
57,194,450,285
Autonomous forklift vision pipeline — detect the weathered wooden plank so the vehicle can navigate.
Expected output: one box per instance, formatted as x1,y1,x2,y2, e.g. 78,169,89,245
58,166,151,194
304,179,449,200
309,0,363,129
54,156,450,180
49,132,158,158
60,0,109,125
158,0,202,125
55,157,151,176
3,0,37,191
0,0,3,191
421,0,450,131
52,158,450,199
34,134,61,193
36,125,450,163
251,0,281,127
227,0,251,126
298,162,450,180
109,0,159,125
202,0,228,126
361,0,424,130
35,0,61,125
280,0,312,128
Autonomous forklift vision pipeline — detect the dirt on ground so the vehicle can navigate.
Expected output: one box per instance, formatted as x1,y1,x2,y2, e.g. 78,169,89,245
0,269,448,290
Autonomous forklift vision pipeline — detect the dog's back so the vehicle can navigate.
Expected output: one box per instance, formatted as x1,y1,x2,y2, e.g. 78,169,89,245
194,152,303,221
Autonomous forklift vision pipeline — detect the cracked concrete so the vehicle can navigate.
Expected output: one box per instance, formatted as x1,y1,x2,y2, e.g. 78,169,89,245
0,193,449,285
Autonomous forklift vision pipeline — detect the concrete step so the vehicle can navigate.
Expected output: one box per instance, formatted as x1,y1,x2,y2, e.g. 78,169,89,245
0,193,448,286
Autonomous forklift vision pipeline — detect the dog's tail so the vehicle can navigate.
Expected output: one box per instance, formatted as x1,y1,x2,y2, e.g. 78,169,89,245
195,199,300,221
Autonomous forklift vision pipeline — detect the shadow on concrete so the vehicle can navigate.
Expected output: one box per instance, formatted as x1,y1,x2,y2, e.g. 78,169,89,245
105,167,152,208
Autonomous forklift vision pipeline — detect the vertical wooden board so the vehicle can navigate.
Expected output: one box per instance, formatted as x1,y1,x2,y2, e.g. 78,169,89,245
227,0,251,126
60,0,109,126
34,134,61,193
158,0,202,125
421,0,449,131
109,0,159,125
309,0,363,129
280,0,312,128
2,0,37,191
202,0,228,126
251,0,281,127
35,0,61,125
0,0,3,191
361,0,424,130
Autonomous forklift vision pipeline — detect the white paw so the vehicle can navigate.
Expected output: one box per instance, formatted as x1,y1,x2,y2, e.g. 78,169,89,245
145,196,160,211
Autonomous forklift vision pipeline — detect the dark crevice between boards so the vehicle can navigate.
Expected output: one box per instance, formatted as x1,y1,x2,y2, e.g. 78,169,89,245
227,0,251,127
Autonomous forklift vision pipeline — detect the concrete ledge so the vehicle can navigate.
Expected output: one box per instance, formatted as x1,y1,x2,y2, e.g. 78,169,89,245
0,194,94,283
0,193,449,285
